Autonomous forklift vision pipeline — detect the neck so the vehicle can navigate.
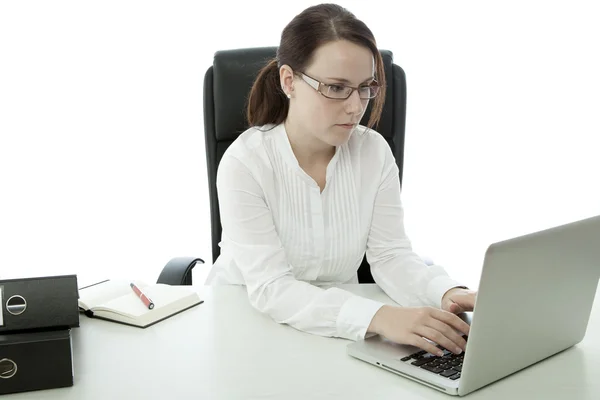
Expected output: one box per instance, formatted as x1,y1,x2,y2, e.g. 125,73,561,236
284,118,335,167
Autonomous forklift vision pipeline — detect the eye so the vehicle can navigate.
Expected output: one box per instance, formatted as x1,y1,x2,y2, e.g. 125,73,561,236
329,84,346,93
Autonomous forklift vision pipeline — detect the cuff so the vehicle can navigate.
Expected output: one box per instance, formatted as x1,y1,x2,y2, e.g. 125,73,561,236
336,295,385,341
426,275,467,309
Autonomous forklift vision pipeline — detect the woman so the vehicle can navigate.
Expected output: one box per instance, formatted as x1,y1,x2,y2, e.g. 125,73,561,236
211,3,477,357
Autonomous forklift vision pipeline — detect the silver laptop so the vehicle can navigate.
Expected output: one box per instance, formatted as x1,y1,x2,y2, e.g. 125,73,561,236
347,214,600,396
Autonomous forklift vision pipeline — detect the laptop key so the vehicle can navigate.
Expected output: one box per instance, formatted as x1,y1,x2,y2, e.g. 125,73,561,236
450,372,461,380
440,369,459,378
411,358,433,367
411,351,426,359
400,356,412,362
422,365,445,374
452,365,462,372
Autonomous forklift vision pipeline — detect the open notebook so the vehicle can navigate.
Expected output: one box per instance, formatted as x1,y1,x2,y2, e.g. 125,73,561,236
78,280,203,328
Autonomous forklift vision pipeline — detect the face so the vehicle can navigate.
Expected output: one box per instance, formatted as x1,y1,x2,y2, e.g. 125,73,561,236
281,39,375,148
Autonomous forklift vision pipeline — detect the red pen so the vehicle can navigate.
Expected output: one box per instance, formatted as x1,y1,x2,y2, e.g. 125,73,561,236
130,283,154,310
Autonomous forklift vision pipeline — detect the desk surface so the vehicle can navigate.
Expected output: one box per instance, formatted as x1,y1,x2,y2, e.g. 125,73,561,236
5,284,600,399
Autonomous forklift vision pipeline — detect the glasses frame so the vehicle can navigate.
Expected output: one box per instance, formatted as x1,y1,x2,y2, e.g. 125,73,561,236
297,72,380,100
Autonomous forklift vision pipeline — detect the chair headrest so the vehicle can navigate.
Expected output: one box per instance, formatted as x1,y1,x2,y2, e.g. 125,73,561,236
208,47,399,142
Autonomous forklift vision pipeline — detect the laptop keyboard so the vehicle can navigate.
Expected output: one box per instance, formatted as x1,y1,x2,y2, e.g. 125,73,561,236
399,338,467,380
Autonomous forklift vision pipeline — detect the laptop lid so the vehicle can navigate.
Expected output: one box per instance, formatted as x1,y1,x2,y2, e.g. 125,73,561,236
459,214,600,395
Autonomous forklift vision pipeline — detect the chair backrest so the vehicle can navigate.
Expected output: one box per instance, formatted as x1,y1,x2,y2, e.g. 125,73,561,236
203,46,407,283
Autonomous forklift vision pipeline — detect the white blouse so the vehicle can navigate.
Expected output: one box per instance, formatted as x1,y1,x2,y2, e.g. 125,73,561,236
210,123,464,341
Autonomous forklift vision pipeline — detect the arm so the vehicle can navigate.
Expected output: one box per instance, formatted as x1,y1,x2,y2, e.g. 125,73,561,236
366,143,465,309
217,154,384,341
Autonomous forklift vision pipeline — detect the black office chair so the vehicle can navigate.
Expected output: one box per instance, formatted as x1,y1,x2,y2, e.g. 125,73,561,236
157,46,408,285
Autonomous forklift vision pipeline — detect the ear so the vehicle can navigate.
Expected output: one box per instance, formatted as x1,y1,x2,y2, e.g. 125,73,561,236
279,65,295,97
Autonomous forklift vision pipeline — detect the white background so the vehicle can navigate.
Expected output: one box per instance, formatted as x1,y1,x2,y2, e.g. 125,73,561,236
1,1,598,289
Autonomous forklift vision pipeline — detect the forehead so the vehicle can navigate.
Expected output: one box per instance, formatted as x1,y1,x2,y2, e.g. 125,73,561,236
306,40,374,83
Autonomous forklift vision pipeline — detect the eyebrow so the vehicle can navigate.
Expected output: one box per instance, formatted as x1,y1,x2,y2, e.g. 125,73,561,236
325,76,375,84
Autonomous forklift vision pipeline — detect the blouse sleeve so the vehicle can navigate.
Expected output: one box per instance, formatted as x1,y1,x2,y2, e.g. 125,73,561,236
216,153,384,341
366,139,466,308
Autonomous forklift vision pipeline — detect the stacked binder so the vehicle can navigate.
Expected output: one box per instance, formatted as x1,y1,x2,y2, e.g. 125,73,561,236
0,274,80,395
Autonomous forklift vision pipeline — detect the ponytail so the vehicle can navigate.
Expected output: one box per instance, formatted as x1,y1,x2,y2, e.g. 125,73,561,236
246,58,289,127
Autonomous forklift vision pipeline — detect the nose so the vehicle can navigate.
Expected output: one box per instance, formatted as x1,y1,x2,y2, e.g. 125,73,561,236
344,89,364,116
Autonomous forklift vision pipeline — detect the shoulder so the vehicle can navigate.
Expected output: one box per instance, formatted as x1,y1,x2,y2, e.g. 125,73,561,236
349,124,391,150
219,124,280,166
222,124,279,161
216,124,280,183
347,124,396,167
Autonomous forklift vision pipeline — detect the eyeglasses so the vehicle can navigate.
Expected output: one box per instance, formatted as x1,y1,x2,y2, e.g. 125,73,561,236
298,72,381,100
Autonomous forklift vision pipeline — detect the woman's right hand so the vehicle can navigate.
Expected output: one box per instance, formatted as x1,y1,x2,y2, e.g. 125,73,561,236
367,305,470,357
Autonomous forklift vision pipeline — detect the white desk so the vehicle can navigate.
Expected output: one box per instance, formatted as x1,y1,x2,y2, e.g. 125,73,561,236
5,284,600,399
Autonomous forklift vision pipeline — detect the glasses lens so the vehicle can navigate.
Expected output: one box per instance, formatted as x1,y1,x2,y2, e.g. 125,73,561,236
358,87,370,99
323,84,351,99
362,85,380,99
323,83,380,99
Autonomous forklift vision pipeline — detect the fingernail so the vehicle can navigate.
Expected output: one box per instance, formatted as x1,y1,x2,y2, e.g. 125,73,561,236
437,351,444,357
455,348,462,354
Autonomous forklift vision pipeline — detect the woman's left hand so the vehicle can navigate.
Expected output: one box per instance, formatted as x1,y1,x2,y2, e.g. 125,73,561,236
441,287,478,314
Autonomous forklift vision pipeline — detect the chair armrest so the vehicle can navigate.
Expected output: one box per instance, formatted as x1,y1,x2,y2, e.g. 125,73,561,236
157,257,205,285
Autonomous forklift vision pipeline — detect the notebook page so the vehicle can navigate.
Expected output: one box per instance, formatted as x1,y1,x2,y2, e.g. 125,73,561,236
97,292,152,318
142,284,199,310
79,280,147,310
96,283,198,318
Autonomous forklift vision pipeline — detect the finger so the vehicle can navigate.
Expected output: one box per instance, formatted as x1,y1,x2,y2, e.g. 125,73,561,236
416,326,464,355
448,302,464,314
425,318,467,352
432,309,471,336
454,293,476,311
409,335,445,357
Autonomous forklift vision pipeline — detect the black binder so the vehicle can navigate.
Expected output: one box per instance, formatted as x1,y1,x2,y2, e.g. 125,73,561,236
0,274,80,333
0,329,74,395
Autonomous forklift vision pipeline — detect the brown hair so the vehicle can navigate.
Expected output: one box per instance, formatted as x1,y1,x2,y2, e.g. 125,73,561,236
246,3,386,129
